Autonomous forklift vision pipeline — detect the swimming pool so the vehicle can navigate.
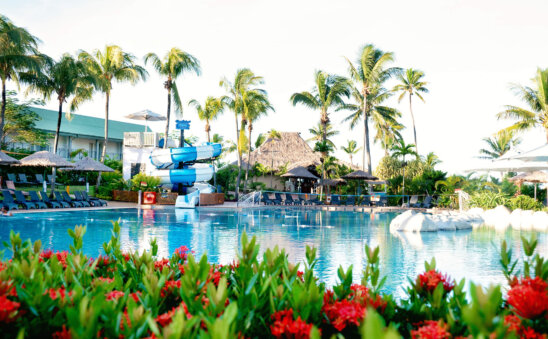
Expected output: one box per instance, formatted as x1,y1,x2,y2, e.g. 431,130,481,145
0,207,546,297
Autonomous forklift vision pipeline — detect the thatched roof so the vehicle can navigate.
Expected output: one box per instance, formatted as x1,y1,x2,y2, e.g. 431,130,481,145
18,151,74,167
0,151,20,165
61,157,114,172
281,166,319,179
508,171,548,184
241,132,321,170
342,170,378,180
318,178,346,186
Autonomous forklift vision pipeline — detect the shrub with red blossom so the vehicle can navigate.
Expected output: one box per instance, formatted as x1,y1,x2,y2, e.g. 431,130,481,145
47,287,73,301
416,270,455,294
411,320,451,339
507,277,548,319
270,309,315,339
52,325,71,339
105,290,125,301
322,299,366,331
174,246,191,262
161,280,181,298
0,295,20,323
154,258,170,270
504,315,546,339
349,284,387,312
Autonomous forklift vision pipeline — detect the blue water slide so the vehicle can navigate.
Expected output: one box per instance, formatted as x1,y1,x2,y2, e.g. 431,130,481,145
150,143,222,169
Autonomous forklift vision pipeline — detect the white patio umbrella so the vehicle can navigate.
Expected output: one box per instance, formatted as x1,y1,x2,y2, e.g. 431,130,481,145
513,144,548,162
466,158,548,173
125,109,166,132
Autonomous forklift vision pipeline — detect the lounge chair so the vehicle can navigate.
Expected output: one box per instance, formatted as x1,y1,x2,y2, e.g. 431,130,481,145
14,190,36,209
39,191,61,208
377,196,388,207
421,196,434,209
17,174,33,185
360,195,371,206
73,191,91,207
52,191,71,208
5,180,16,194
285,193,296,205
273,193,284,205
35,174,45,184
7,173,17,183
61,191,84,207
331,195,341,206
297,195,310,206
1,190,19,210
47,175,63,187
261,192,273,205
82,191,107,206
408,195,420,208
28,191,47,209
308,195,323,205
344,196,356,206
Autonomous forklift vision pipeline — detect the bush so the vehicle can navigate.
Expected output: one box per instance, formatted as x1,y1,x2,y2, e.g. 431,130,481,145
130,173,161,192
1,224,547,338
509,195,545,211
467,191,510,209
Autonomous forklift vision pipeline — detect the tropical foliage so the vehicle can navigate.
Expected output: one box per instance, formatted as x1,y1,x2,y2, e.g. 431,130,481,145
307,122,339,148
0,90,47,146
479,129,521,159
189,96,224,142
341,140,360,165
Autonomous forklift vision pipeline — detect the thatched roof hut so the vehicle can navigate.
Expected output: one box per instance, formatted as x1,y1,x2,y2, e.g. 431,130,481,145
281,166,319,179
18,151,74,168
61,157,114,172
0,151,20,165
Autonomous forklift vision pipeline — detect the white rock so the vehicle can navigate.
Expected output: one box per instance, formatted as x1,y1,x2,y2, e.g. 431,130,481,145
401,213,428,232
520,210,535,230
510,209,523,229
451,215,473,230
389,210,415,232
483,205,511,229
532,211,548,231
467,208,484,218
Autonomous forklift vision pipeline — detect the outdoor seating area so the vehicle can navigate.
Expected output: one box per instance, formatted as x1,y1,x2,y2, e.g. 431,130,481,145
1,189,107,211
260,192,390,207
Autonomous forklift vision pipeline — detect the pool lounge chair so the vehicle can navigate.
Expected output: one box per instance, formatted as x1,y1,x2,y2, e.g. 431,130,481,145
17,174,33,185
14,190,36,209
7,173,18,183
408,195,420,208
308,195,323,205
28,191,47,209
47,175,63,187
261,192,273,205
297,195,311,206
39,191,61,208
360,195,371,206
61,191,84,207
35,174,45,184
1,190,19,210
73,191,91,207
344,196,356,206
377,196,388,207
82,191,107,207
285,193,297,205
421,196,434,209
273,193,284,205
52,191,71,208
330,195,341,206
5,180,16,194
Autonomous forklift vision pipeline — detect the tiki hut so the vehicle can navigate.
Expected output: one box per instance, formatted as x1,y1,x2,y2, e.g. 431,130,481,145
0,151,20,165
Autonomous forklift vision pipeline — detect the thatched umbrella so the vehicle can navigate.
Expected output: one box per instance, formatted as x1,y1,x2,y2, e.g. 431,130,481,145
508,171,548,199
18,151,74,191
60,157,114,192
281,166,319,179
342,170,379,195
318,178,346,195
0,151,20,165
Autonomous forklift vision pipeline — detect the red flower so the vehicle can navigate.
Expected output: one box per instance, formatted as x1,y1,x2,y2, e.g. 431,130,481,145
0,295,20,323
417,270,455,294
296,271,304,282
94,276,114,284
323,290,335,304
174,246,191,262
40,251,69,268
270,309,315,339
39,249,54,261
47,287,72,301
411,320,451,339
156,302,191,327
322,299,366,331
0,280,17,297
507,277,548,319
121,252,131,262
154,258,170,270
520,327,546,339
504,314,522,333
161,280,181,298
52,325,71,339
129,292,141,303
207,267,221,287
178,264,185,275
105,290,125,301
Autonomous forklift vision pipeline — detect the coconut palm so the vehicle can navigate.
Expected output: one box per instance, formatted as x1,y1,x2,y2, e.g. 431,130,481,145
145,48,200,148
0,15,46,145
345,44,401,172
220,68,265,200
189,96,224,142
479,129,521,160
291,71,350,149
497,68,548,142
255,133,265,149
79,45,147,164
341,140,361,165
307,122,338,148
424,152,442,170
391,138,417,197
393,68,429,154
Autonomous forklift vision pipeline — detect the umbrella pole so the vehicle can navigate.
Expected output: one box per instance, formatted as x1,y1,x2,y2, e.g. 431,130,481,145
534,184,537,199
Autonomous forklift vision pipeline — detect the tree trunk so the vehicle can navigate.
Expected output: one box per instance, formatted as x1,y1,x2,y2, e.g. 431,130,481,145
409,94,418,154
236,117,247,196
52,99,64,192
96,91,110,189
0,79,6,146
206,120,211,143
234,111,241,200
364,117,372,173
243,123,253,193
164,87,171,149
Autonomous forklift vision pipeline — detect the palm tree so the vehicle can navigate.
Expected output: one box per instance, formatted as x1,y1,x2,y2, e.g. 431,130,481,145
497,68,548,142
424,152,442,170
145,48,200,148
79,45,147,164
345,44,401,172
0,15,45,145
343,84,403,165
479,130,521,159
307,122,338,148
20,54,94,190
393,68,429,154
255,133,265,149
189,96,224,142
220,68,265,200
391,138,418,197
341,140,361,165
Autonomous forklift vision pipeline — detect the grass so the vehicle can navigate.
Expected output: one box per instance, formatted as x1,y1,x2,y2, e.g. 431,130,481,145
17,184,96,196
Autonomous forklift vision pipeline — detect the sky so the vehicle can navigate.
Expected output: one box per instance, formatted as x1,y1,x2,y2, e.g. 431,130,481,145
3,0,548,174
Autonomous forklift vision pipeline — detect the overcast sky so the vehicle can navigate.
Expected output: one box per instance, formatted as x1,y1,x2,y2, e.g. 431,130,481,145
3,0,548,173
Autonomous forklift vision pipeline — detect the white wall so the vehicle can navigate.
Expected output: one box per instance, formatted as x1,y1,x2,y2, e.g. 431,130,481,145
122,146,156,180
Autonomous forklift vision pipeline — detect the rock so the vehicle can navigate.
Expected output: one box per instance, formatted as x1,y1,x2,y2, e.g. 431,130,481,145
401,213,433,232
389,210,415,232
510,209,523,229
451,215,473,230
483,205,511,229
466,208,484,218
520,210,535,230
436,215,456,231
532,211,548,231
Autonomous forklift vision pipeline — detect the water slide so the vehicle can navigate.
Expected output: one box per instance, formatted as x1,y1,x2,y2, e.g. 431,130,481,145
149,143,222,208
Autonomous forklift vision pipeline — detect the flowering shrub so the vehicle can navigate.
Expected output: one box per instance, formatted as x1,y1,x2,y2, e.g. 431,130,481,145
0,222,547,338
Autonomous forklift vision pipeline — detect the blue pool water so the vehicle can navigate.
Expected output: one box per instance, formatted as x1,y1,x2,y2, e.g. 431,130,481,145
0,207,546,297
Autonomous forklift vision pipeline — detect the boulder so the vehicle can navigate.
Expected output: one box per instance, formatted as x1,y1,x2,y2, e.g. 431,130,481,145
389,210,415,232
520,210,535,230
451,215,474,230
532,211,548,231
483,205,511,230
510,209,523,230
436,215,456,231
401,213,432,232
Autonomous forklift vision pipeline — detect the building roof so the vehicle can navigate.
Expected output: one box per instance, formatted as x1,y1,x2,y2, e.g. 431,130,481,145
31,107,150,141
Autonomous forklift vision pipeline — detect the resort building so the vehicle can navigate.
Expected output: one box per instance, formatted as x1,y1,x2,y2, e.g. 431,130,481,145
7,107,149,160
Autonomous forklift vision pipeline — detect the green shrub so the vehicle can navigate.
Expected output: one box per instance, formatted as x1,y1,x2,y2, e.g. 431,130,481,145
508,195,544,211
467,191,509,209
131,173,161,192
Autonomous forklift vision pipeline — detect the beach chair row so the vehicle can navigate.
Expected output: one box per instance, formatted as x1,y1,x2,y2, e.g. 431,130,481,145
6,173,63,186
1,190,107,211
260,193,389,207
406,195,436,209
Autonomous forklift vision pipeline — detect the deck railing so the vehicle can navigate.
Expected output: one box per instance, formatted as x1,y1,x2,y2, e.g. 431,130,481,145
124,132,159,148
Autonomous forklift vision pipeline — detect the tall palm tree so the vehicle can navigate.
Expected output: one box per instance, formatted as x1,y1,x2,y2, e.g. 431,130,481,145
189,96,224,142
497,68,548,142
479,130,521,160
255,133,265,149
341,140,361,165
0,15,45,145
424,152,442,170
391,138,418,197
220,68,265,200
393,68,428,154
342,84,403,165
79,45,147,162
145,48,200,148
345,44,401,172
20,54,94,190
307,122,338,148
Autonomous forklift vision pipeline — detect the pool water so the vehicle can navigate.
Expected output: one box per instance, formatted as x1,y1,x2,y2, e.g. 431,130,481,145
0,207,546,297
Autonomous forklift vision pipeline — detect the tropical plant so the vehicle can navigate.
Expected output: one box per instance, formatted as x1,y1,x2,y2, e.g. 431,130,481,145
391,138,418,197
130,173,161,192
145,48,200,148
307,122,338,148
497,68,548,142
345,44,401,172
189,96,224,142
479,129,521,159
424,152,441,170
509,195,544,211
341,140,361,165
79,45,147,170
316,155,339,179
1,91,47,146
0,15,46,145
220,68,265,200
393,68,428,154
254,133,265,149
